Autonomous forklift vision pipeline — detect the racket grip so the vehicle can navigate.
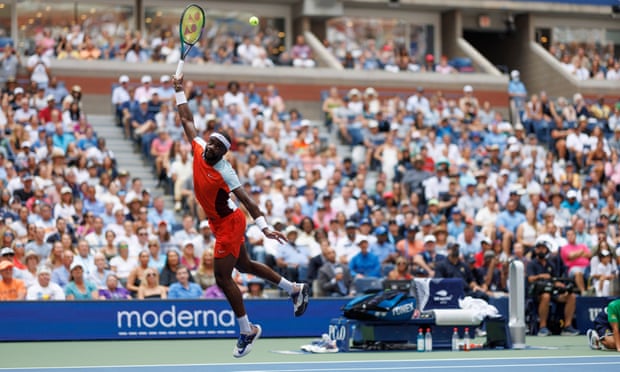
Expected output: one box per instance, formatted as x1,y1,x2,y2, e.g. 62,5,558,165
175,60,184,79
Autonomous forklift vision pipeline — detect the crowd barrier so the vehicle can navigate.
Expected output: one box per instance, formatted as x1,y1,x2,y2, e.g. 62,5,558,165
0,295,614,342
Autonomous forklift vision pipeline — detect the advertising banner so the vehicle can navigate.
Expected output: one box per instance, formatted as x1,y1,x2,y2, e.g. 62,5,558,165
0,298,349,341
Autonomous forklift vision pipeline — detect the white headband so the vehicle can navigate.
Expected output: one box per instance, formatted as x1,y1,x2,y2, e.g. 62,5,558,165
210,133,231,150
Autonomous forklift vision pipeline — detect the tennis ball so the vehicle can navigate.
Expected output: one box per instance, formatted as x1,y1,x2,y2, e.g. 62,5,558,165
249,16,259,26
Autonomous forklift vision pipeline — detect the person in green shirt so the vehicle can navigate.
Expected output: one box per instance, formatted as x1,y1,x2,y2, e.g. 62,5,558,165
588,298,620,351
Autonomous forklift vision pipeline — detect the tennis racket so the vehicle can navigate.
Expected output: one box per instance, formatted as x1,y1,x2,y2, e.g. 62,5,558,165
175,3,206,78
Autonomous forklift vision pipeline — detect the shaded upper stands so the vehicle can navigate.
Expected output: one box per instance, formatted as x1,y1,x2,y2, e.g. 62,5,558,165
29,24,312,68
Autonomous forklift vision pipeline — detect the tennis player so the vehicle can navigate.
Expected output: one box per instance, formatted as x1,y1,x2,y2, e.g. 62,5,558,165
588,298,620,351
172,75,309,358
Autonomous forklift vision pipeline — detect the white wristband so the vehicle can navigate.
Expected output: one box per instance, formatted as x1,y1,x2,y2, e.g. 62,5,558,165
175,91,187,105
255,216,269,230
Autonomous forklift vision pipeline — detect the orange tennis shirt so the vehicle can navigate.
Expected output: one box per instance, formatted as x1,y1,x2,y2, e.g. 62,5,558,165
191,137,245,258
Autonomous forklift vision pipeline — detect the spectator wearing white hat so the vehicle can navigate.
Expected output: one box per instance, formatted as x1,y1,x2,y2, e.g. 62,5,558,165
112,75,131,125
192,220,214,260
133,75,154,103
591,249,617,297
412,234,444,278
364,87,380,115
508,70,527,116
275,226,312,282
459,85,479,116
64,261,98,300
346,88,364,115
157,74,175,103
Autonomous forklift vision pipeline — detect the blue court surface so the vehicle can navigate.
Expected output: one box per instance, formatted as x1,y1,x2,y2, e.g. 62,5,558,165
2,356,619,372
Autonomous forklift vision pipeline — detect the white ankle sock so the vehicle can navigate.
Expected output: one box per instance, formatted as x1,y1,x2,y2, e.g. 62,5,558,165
278,278,295,295
237,315,251,334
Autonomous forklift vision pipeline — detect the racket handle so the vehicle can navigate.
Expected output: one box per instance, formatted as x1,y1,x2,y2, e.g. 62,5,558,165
175,60,184,79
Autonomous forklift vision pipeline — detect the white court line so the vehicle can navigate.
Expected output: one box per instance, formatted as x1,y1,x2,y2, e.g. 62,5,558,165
1,355,619,371
243,361,620,372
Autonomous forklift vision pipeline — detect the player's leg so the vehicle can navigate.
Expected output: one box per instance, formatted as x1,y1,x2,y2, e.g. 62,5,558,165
214,252,261,358
235,243,282,284
214,253,246,317
600,332,616,350
236,243,309,316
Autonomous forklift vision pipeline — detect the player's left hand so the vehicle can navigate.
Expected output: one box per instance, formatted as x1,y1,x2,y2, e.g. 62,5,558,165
263,228,288,244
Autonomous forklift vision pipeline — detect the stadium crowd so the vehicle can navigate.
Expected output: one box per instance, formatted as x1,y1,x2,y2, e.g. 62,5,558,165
547,42,619,81
328,37,473,73
22,24,316,69
0,33,619,336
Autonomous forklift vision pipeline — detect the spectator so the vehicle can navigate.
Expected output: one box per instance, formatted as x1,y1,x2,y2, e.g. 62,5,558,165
194,248,216,291
590,249,617,297
291,35,315,68
527,240,579,336
97,273,131,300
73,239,95,277
243,277,269,299
26,46,51,88
64,262,98,300
369,226,397,264
435,243,487,301
508,70,527,119
495,199,526,256
109,240,136,285
180,240,199,272
50,248,72,288
26,266,65,301
435,55,456,74
349,238,381,279
88,252,112,289
516,209,543,255
476,250,508,297
167,265,202,299
0,260,26,300
0,44,20,86
137,267,168,299
169,148,193,212
160,250,192,287
20,250,41,288
560,228,591,295
387,256,413,280
318,253,353,297
275,226,311,283
112,75,131,127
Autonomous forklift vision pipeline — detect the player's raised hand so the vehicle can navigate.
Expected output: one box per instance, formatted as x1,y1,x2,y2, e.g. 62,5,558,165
173,74,184,91
263,228,288,244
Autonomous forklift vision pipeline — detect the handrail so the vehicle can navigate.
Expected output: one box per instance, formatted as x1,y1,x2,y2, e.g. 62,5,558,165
304,30,344,70
456,38,504,77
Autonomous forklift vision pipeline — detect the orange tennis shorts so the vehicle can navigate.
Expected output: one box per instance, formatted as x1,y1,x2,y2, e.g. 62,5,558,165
210,209,246,259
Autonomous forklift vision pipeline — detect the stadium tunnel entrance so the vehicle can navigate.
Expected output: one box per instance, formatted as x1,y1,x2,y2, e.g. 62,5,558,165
463,29,520,75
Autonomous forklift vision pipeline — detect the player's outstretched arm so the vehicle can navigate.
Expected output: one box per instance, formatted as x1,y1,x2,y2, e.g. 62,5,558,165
172,74,198,140
232,187,287,244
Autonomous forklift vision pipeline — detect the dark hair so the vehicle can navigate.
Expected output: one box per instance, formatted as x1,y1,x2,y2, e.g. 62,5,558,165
176,264,189,275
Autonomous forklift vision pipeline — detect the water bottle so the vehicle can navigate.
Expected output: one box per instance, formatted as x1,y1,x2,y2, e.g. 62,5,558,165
425,328,433,352
463,327,470,351
417,328,425,352
451,328,459,351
